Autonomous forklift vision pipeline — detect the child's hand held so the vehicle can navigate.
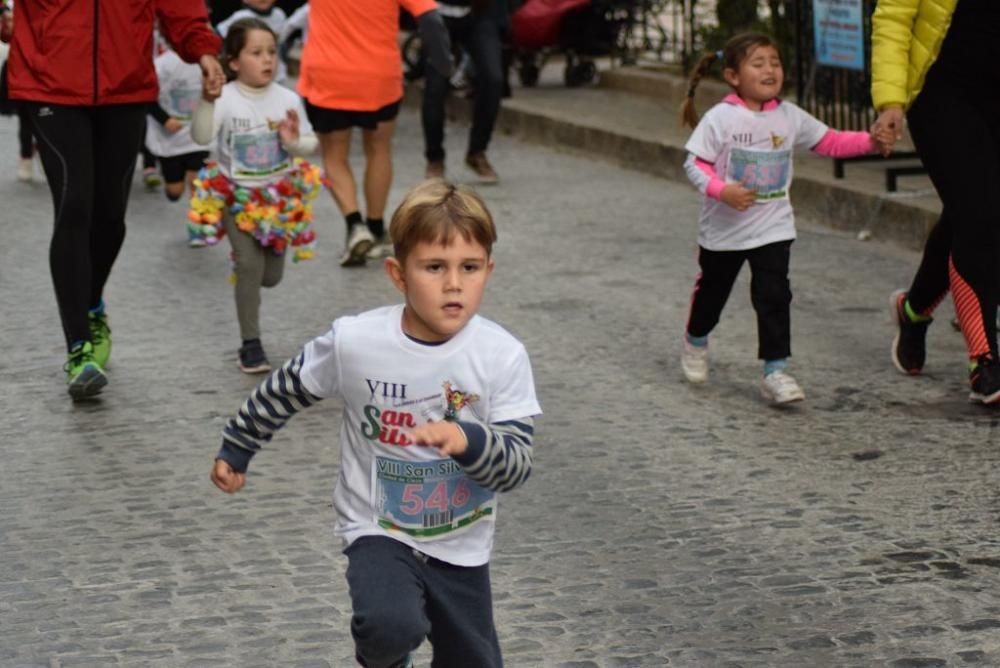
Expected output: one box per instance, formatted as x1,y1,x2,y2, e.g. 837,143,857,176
210,459,246,494
165,118,184,134
407,421,468,457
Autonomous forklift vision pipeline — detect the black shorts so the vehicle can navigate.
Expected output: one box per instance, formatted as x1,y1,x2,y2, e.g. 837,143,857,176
304,98,401,132
158,151,209,184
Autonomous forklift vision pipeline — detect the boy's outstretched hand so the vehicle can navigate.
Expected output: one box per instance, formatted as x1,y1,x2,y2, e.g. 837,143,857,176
408,421,468,457
211,459,246,494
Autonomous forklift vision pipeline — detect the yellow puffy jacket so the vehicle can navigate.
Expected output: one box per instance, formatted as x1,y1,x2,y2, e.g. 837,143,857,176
870,0,957,111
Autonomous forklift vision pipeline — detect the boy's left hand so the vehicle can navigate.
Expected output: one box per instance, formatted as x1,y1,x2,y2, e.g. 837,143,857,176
408,421,468,456
278,109,300,146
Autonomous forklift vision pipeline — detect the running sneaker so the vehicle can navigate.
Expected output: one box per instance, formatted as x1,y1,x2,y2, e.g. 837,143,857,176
760,370,805,405
366,234,393,260
969,356,1000,404
88,311,112,368
889,289,931,375
143,166,162,190
680,338,708,383
238,339,271,374
340,223,375,267
65,341,107,400
16,157,33,182
465,152,498,184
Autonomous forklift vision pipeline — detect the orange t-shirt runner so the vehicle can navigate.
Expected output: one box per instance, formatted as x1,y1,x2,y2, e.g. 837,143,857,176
299,0,437,112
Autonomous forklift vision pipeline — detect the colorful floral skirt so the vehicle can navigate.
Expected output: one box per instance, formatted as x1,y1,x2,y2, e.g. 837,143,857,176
187,158,323,262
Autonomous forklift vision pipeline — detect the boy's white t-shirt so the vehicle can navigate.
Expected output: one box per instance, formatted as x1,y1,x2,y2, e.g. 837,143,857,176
209,80,313,188
217,7,289,81
298,304,542,567
145,50,205,158
685,97,829,251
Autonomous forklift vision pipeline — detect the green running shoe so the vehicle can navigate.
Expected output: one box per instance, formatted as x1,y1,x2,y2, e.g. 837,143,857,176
89,312,111,368
65,341,107,400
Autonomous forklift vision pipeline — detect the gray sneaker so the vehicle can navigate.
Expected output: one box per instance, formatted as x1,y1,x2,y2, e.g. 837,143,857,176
366,234,393,260
340,223,375,267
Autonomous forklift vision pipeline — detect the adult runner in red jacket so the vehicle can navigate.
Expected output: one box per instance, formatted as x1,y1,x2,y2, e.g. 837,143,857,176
8,0,224,400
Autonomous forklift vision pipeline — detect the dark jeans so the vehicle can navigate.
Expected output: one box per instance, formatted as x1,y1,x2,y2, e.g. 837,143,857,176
345,536,502,668
422,13,504,162
686,240,793,361
25,102,147,349
905,68,1000,360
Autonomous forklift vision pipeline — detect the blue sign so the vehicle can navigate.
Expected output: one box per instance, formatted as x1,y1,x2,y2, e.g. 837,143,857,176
813,0,865,71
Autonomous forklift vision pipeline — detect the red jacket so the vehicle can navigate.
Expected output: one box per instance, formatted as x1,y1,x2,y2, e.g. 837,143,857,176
8,0,221,106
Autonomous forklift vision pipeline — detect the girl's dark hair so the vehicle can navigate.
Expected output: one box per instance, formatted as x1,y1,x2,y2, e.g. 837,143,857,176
680,32,780,129
222,17,277,78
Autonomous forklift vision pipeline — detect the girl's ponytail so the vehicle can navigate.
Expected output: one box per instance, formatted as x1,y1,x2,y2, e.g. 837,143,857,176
680,51,720,129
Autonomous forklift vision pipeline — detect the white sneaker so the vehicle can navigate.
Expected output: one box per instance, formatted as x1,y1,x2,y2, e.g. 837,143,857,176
760,370,805,404
366,234,393,260
340,223,375,267
16,157,33,182
681,339,709,383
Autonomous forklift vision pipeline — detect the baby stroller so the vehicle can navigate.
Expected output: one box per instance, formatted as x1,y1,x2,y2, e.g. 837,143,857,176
511,0,627,87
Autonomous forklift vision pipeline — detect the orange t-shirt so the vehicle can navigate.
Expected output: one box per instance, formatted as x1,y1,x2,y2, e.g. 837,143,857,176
299,0,436,111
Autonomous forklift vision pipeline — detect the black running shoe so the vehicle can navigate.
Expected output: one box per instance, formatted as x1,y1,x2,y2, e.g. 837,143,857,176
238,339,271,374
969,356,1000,404
890,290,931,375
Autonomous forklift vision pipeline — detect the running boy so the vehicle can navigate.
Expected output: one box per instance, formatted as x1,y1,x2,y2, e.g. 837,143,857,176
210,180,541,668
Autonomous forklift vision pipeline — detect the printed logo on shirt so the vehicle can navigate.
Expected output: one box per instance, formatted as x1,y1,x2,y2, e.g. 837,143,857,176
731,132,752,145
442,381,479,420
770,132,786,149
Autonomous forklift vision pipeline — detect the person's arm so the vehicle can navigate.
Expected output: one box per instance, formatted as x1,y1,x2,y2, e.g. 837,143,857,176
148,101,171,126
683,153,726,200
810,129,877,158
155,0,222,64
216,350,324,474
279,98,318,155
870,0,920,112
452,417,535,492
190,98,216,145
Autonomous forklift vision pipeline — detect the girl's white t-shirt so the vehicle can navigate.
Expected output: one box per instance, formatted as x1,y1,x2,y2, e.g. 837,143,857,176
685,98,829,251
298,305,542,567
145,50,205,158
209,80,313,188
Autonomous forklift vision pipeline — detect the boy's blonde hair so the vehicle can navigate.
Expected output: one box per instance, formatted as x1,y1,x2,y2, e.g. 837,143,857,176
390,180,497,263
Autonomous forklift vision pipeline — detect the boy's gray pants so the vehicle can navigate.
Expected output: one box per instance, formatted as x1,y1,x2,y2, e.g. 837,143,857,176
345,535,502,668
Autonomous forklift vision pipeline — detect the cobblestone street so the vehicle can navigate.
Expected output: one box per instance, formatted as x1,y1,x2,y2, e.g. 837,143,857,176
3,107,1000,668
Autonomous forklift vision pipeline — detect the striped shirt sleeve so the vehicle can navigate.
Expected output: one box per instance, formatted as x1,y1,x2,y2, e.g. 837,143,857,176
452,417,535,492
217,350,322,472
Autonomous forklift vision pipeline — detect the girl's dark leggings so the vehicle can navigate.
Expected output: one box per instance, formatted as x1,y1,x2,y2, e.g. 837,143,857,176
905,72,1000,360
686,240,793,361
24,102,147,350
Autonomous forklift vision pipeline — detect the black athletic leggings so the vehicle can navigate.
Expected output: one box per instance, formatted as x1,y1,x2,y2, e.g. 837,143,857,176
905,70,1000,360
24,102,147,350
